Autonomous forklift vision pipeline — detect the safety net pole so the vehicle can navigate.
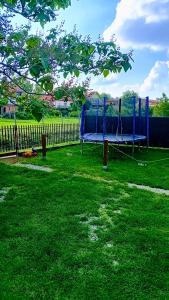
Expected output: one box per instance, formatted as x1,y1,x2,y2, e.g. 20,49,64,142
119,98,122,135
138,97,142,135
116,98,121,138
103,97,107,140
80,104,86,139
146,96,150,149
132,96,136,155
96,99,99,133
133,96,136,139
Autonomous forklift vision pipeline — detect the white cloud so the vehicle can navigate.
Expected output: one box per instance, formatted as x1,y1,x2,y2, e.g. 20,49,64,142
97,82,139,97
103,0,169,50
91,60,169,98
91,74,139,97
140,60,169,97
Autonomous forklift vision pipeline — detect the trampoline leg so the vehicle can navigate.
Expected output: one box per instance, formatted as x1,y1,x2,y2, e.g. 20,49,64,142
138,142,141,152
103,140,109,170
132,142,135,156
81,140,84,155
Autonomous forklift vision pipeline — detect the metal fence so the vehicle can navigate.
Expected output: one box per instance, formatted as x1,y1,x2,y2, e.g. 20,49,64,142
0,123,80,153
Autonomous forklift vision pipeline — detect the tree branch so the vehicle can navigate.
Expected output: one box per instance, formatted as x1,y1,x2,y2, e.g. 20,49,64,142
0,62,56,93
1,71,54,97
2,3,34,20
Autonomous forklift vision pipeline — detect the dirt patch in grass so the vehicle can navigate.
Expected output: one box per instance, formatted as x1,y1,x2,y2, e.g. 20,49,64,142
74,173,120,185
128,183,169,196
0,157,53,172
0,156,23,165
0,187,11,203
15,163,53,172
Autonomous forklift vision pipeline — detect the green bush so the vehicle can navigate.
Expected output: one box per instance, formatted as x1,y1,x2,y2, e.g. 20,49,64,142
48,108,61,117
153,101,169,117
16,111,33,120
2,112,15,119
69,111,80,118
60,109,69,117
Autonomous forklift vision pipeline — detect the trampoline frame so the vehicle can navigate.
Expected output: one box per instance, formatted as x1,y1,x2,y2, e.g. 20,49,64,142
82,133,147,144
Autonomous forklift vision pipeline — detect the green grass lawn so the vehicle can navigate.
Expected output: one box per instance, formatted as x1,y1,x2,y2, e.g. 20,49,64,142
0,145,169,299
0,117,79,127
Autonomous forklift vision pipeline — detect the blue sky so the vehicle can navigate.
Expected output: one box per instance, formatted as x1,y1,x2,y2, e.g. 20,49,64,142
57,0,169,99
14,0,169,99
57,0,119,39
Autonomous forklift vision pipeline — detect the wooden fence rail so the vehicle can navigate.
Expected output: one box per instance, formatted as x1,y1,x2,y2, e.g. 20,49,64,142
0,123,80,153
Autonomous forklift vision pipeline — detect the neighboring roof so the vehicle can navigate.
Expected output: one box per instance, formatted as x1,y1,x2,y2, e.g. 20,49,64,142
149,100,159,106
41,95,55,101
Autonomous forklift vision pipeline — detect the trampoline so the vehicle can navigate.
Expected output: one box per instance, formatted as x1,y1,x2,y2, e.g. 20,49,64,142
80,96,150,166
82,133,147,143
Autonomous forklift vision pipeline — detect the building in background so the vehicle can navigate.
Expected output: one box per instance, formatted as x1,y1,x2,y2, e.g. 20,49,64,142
149,99,159,107
0,102,16,116
1,88,73,118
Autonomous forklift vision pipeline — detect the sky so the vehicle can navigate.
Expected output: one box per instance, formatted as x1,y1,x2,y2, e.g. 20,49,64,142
14,0,169,99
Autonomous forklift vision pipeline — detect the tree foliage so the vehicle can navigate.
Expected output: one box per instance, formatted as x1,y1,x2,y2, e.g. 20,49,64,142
0,0,71,24
121,90,138,115
153,93,169,117
0,97,8,108
90,91,112,100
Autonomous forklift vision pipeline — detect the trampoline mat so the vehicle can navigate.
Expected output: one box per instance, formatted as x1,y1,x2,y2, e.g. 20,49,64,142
82,133,146,143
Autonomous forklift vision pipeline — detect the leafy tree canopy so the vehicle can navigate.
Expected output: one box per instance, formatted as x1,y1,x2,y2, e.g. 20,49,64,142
121,90,138,114
153,93,169,117
0,97,8,108
90,91,112,99
0,0,71,24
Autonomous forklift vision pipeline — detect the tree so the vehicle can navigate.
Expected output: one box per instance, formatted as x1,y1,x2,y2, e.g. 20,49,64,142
153,94,169,117
0,98,8,109
98,92,112,99
0,0,71,24
121,90,138,115
106,103,116,116
89,91,112,100
0,0,133,121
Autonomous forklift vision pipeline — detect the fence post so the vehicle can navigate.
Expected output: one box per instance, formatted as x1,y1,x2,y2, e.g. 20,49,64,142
14,125,19,156
42,134,47,159
146,96,150,150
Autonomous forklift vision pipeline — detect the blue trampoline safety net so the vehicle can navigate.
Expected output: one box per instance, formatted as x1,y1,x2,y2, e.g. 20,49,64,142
80,97,149,144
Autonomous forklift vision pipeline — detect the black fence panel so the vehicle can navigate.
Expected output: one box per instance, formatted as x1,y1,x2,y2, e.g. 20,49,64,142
149,118,169,148
84,116,169,148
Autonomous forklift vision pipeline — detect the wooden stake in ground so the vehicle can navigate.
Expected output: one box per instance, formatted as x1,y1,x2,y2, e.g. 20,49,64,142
14,125,19,156
103,139,109,169
42,134,47,160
